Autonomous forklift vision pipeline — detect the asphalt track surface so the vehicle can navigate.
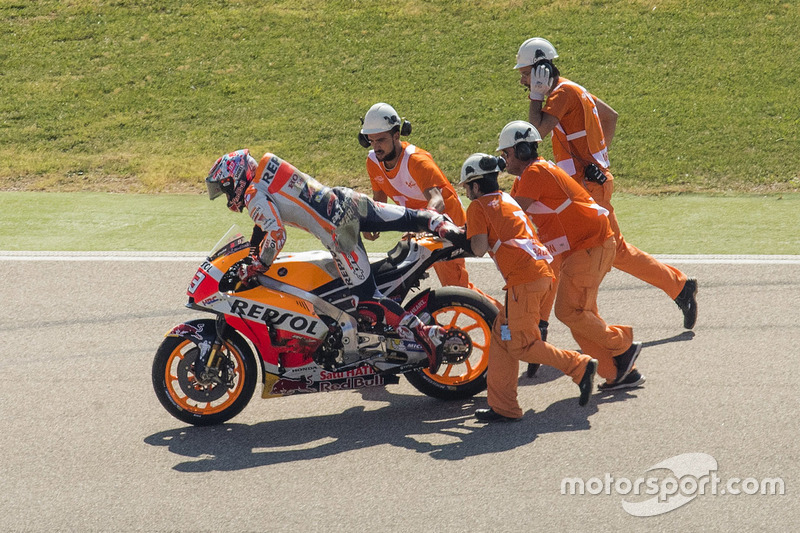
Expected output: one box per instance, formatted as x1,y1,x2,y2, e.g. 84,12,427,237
1,254,798,531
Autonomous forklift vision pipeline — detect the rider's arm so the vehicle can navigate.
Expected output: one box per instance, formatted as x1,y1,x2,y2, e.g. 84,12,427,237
249,225,266,255
247,193,286,267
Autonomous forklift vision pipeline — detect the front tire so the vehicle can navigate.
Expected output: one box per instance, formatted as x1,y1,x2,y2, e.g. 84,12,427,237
405,287,497,400
152,328,258,426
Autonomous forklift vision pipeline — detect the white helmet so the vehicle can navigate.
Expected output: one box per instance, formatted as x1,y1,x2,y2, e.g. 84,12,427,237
497,121,542,151
460,153,507,185
360,102,403,135
514,37,558,69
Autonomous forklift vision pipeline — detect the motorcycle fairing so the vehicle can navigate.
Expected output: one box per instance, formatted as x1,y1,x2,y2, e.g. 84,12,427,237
263,250,340,290
262,365,401,398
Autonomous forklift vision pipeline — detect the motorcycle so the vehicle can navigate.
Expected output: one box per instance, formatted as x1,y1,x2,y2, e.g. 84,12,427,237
152,226,498,426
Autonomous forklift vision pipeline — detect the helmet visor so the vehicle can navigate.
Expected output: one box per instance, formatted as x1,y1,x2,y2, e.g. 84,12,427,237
206,176,234,201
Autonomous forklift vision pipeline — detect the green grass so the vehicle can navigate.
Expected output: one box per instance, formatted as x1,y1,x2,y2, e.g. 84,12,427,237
2,191,798,254
2,1,798,254
1,0,799,194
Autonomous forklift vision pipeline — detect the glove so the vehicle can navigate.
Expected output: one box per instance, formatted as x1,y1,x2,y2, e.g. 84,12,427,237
529,63,553,101
235,255,268,283
430,216,466,243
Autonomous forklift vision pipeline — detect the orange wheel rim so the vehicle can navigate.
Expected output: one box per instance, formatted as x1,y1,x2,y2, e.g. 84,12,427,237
163,339,246,416
424,306,490,384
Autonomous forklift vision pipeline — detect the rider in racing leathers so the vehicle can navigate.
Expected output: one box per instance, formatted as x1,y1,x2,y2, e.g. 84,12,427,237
206,149,464,373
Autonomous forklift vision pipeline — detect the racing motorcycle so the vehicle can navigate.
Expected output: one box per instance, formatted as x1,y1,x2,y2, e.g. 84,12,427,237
152,226,498,426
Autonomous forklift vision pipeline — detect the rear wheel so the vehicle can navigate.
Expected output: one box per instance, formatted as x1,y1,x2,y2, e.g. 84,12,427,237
405,288,497,400
152,329,258,426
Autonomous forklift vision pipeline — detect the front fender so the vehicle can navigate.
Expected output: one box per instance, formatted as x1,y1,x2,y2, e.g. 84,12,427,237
164,318,265,383
165,318,217,344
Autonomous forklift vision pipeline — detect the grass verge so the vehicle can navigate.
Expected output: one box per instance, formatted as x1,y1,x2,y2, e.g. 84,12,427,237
2,191,798,254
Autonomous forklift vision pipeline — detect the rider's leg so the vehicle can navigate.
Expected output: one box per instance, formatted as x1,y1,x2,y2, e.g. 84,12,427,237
353,191,464,241
318,196,445,372
356,291,445,373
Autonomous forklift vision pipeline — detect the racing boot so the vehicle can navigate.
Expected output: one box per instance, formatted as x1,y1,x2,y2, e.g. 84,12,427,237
362,298,445,373
398,312,445,374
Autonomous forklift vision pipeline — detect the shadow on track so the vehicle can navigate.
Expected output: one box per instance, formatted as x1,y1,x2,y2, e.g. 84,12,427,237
641,330,695,348
144,384,619,471
517,330,695,387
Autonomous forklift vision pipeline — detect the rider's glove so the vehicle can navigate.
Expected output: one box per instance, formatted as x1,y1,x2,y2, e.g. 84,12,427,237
529,63,553,101
430,215,467,245
236,255,268,283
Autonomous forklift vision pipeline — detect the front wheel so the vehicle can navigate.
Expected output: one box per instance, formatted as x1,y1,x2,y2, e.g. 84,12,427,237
152,327,258,426
405,287,498,400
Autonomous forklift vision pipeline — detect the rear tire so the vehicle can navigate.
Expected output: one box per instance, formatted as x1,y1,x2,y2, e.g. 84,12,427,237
152,328,258,426
405,288,497,400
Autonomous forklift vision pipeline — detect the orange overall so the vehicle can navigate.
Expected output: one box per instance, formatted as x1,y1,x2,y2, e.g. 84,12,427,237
511,159,634,381
368,142,501,308
543,78,687,299
466,192,593,419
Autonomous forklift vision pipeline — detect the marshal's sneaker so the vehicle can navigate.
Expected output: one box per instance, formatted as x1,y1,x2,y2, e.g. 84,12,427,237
474,408,520,423
612,342,642,384
578,359,598,406
675,278,698,329
598,369,646,391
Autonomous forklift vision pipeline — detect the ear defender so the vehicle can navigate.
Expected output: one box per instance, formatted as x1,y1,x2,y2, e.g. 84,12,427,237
514,142,532,161
358,116,371,148
358,118,412,148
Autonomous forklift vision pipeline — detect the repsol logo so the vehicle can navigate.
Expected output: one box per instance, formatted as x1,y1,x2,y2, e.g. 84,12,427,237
228,299,321,335
260,155,281,184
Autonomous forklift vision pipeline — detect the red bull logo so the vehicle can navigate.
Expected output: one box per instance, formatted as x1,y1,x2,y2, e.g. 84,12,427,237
167,322,204,341
269,376,315,395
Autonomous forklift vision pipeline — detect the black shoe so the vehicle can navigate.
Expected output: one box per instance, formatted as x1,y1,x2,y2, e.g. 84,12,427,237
613,342,642,384
525,321,549,378
578,359,598,406
598,369,646,391
675,278,698,329
474,408,519,423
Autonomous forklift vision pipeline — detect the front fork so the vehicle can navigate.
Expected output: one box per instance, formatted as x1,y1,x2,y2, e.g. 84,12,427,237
195,314,234,387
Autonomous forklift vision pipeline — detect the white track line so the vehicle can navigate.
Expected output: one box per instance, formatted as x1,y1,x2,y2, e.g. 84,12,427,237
0,251,799,264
